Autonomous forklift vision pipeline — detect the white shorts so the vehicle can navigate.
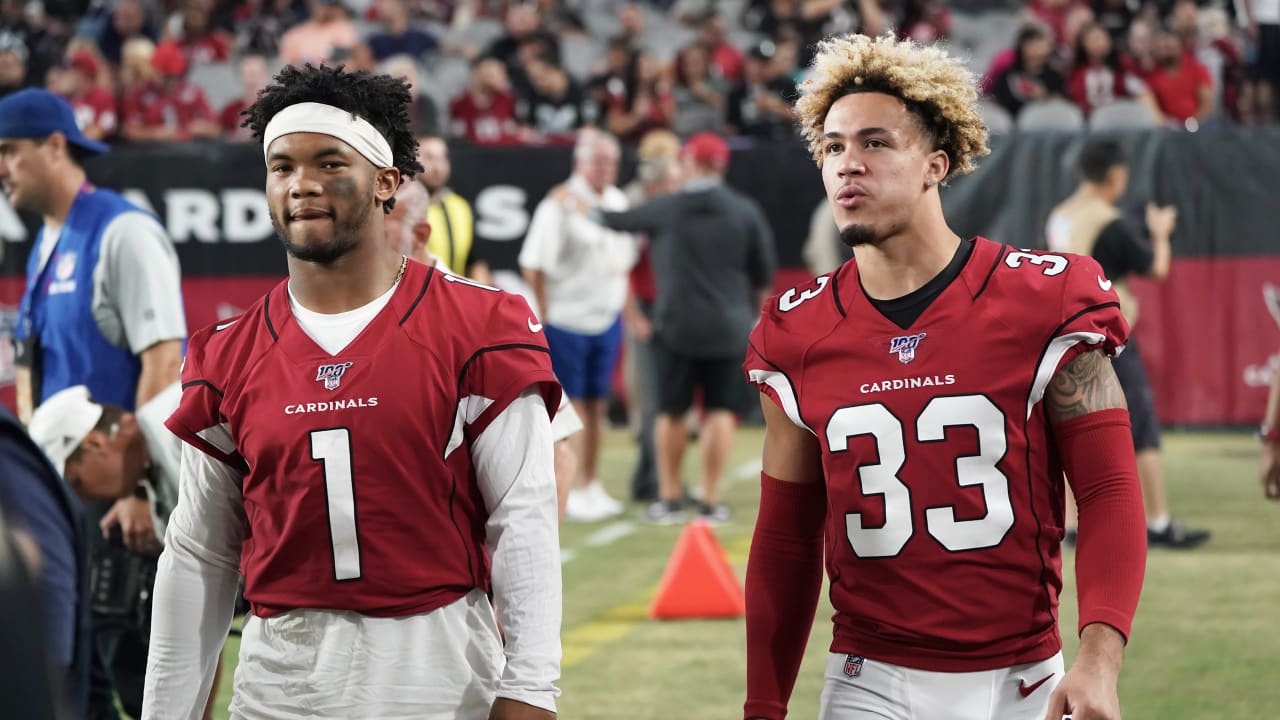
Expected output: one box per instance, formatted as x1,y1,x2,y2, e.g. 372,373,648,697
229,589,504,720
818,651,1065,720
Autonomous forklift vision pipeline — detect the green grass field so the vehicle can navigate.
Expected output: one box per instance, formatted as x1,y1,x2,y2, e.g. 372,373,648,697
202,428,1279,720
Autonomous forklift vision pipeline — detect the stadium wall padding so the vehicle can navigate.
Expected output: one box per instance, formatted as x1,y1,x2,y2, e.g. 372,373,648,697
1,129,1276,425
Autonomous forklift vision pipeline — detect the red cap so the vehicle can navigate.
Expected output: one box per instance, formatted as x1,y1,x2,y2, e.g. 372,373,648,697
682,131,730,169
152,41,189,77
68,51,99,79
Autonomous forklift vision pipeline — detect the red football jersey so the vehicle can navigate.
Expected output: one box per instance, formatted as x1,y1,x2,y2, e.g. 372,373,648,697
744,237,1128,672
448,91,522,145
167,261,560,618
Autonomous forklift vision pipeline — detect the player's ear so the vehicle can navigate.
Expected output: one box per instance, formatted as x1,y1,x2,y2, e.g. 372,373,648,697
925,149,949,189
374,168,401,206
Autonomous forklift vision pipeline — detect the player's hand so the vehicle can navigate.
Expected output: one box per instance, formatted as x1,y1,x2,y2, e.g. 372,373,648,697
1262,440,1280,500
1144,203,1177,238
101,496,162,555
488,697,555,720
1045,626,1123,720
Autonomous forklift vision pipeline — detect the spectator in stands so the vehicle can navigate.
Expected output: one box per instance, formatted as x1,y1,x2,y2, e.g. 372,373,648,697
278,0,358,68
416,133,489,281
1242,0,1280,123
672,43,726,136
0,41,26,99
694,11,744,83
746,0,885,67
1026,0,1091,48
449,56,522,145
50,51,118,141
486,2,559,98
1124,17,1158,75
1047,139,1210,548
988,23,1067,118
726,40,796,140
231,0,305,57
218,51,269,141
586,35,632,117
1171,1,1243,122
1069,21,1161,118
380,54,441,136
118,36,155,93
330,40,376,72
517,52,596,144
897,0,951,44
96,0,157,66
606,50,675,142
620,128,681,503
1,0,58,86
164,0,231,65
1092,0,1136,46
366,0,438,62
120,40,219,142
586,132,775,524
521,130,635,523
1261,346,1280,499
1141,28,1214,128
535,0,587,36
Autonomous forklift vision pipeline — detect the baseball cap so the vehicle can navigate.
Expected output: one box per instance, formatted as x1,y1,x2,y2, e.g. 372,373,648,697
68,50,100,79
0,88,110,154
681,131,730,169
27,385,105,478
152,40,188,77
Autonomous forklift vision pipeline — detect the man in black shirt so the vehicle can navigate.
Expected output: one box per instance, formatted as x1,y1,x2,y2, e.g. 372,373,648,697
1046,139,1210,548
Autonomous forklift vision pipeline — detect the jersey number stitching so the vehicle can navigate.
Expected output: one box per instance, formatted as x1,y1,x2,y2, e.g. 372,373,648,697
826,394,1014,558
779,276,830,312
1004,250,1068,276
310,428,362,581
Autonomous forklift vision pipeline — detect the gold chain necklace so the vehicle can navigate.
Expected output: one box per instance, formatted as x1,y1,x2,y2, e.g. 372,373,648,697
393,255,407,287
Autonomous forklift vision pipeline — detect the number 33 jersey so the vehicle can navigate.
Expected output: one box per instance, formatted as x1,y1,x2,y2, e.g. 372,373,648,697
167,260,560,619
744,237,1129,672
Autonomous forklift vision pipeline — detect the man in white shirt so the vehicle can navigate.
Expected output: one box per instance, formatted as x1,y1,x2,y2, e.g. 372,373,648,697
519,129,636,522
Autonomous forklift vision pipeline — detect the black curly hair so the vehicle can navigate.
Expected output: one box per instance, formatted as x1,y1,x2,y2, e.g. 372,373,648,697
242,64,424,214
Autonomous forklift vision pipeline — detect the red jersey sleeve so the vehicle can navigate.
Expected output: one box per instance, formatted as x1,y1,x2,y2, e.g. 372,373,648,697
459,291,562,437
1050,253,1130,371
165,324,247,471
743,274,836,434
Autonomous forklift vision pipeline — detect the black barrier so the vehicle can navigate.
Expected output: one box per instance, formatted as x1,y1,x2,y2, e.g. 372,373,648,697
1,129,1275,277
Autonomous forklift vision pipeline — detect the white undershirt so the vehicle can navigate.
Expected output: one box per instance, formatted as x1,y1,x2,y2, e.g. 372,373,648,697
143,298,563,718
287,279,398,356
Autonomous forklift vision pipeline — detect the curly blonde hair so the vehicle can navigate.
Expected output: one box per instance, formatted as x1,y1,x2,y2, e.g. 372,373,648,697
795,34,990,178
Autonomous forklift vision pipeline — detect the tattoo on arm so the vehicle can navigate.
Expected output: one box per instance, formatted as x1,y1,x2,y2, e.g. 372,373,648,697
1046,349,1128,423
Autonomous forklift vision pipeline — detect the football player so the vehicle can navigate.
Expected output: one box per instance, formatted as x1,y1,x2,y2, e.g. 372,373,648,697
742,35,1147,720
142,65,563,720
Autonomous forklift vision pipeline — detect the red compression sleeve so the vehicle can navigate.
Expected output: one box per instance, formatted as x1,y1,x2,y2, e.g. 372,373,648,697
744,473,827,720
1054,408,1147,641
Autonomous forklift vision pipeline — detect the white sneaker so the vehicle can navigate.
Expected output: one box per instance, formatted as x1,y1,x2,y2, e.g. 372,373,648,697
564,487,610,522
584,482,624,517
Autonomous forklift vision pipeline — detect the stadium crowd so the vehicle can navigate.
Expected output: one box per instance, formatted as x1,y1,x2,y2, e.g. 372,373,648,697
0,0,1272,150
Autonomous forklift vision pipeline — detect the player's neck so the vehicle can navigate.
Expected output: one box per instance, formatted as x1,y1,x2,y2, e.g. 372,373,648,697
854,220,961,301
287,244,404,315
43,165,88,227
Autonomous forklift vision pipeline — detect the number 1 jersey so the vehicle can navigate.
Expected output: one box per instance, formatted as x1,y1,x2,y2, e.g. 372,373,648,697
744,237,1128,672
167,260,560,619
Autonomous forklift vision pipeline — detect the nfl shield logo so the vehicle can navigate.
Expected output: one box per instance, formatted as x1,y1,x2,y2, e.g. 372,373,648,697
55,252,77,280
843,655,864,678
315,362,353,391
888,333,927,364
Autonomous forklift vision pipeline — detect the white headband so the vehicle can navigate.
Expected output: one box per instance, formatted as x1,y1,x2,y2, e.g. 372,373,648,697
262,102,394,169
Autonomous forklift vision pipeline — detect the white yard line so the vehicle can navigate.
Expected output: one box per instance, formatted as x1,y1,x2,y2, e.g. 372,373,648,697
560,521,636,565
